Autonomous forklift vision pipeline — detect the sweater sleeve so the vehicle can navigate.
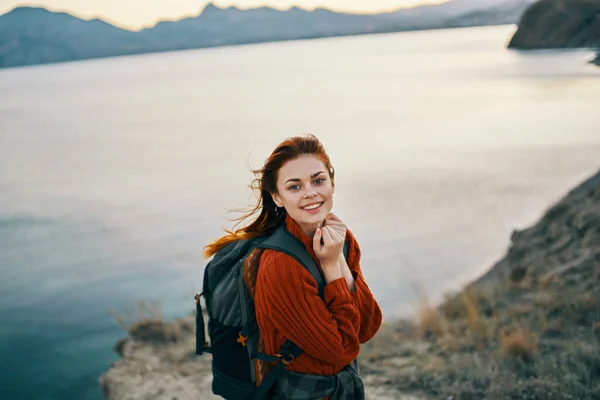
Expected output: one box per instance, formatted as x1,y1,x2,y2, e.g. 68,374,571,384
255,250,360,366
346,230,383,344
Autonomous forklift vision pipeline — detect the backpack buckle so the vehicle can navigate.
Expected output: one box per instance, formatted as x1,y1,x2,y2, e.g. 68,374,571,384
275,353,295,365
237,332,248,347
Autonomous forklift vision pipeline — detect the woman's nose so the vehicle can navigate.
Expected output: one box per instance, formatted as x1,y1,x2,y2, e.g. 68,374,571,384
304,190,317,198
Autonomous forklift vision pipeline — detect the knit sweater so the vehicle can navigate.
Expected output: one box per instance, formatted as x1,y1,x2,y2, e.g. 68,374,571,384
253,214,383,380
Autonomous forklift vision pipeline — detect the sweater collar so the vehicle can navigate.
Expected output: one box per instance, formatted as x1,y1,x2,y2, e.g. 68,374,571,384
284,214,318,260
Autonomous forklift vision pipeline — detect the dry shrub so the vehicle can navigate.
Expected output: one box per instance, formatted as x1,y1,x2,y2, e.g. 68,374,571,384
425,357,445,372
533,291,556,308
438,333,475,353
416,302,447,338
442,287,478,322
548,318,564,331
463,290,480,328
507,303,535,317
110,299,163,331
539,274,556,289
414,289,447,338
500,322,539,362
468,317,499,348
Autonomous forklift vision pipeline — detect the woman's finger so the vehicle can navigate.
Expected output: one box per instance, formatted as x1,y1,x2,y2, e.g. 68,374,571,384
324,220,346,237
324,219,344,228
324,219,346,231
321,225,334,245
313,227,322,250
326,226,344,245
326,226,344,242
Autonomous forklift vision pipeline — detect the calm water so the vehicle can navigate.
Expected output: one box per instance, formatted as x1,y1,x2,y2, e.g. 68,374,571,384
1,25,599,399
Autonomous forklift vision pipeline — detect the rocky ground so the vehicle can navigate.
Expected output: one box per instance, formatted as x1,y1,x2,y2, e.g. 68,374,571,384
100,169,600,400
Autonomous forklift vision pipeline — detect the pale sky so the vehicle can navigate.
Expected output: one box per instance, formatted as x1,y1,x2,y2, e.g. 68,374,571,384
0,0,447,30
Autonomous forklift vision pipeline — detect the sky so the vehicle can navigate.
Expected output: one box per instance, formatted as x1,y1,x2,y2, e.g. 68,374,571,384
0,0,447,30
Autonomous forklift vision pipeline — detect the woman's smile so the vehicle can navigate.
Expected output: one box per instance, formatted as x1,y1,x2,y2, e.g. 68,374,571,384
301,201,324,214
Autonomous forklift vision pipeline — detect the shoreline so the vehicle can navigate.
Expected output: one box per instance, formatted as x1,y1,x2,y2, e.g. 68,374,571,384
0,23,517,72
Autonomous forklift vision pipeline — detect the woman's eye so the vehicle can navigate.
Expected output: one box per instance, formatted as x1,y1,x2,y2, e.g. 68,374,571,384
288,185,300,191
314,178,325,184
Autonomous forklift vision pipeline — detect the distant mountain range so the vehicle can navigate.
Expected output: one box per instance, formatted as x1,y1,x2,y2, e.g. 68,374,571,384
0,0,535,69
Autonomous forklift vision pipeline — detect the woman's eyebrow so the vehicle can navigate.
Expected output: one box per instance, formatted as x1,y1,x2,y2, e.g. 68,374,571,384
285,171,325,184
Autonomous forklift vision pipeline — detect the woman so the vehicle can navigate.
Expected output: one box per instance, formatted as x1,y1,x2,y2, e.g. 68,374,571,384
204,134,382,399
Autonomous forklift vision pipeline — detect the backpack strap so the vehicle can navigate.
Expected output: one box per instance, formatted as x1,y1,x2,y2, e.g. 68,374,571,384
194,292,211,355
253,340,303,400
258,223,326,297
257,223,349,297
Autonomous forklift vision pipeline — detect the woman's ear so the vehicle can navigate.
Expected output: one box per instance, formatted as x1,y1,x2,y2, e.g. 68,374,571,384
271,192,282,208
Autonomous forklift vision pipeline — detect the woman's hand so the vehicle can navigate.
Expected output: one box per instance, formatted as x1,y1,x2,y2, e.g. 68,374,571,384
323,213,347,242
324,213,356,291
313,224,344,283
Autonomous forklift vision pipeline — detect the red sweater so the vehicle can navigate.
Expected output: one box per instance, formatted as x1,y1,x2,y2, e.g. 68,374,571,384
253,214,383,379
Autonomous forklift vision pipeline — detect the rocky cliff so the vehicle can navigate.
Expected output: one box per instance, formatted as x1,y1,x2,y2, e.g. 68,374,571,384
508,0,600,49
98,315,417,400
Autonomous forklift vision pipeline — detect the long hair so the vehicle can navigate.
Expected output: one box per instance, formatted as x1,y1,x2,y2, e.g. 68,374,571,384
203,134,335,259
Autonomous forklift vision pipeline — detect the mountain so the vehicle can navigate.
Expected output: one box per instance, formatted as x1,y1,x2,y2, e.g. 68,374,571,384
508,0,600,49
0,6,146,67
139,4,386,49
445,0,534,28
0,1,535,69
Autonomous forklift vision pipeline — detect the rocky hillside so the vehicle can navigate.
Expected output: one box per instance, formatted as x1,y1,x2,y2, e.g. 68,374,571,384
508,0,600,49
100,169,600,399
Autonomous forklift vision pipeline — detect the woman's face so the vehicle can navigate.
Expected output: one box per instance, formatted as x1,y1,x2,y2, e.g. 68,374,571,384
272,155,334,236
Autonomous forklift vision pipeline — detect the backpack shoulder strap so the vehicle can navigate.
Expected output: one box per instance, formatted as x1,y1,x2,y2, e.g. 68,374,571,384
257,224,349,299
258,224,325,298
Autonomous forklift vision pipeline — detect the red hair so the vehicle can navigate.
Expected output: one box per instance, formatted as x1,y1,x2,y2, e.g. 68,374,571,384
203,134,335,258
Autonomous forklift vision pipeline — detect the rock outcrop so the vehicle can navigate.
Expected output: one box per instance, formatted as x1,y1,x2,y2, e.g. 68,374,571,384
99,314,418,399
476,169,600,285
508,0,600,49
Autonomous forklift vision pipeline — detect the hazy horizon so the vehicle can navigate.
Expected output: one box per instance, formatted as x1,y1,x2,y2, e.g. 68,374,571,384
0,0,448,30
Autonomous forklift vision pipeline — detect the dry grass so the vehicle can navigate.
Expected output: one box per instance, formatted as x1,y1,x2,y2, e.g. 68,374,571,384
415,297,448,338
463,289,480,329
539,274,556,289
507,303,535,317
499,322,539,362
110,299,163,331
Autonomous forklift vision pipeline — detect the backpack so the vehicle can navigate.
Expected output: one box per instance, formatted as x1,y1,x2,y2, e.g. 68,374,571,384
194,223,348,400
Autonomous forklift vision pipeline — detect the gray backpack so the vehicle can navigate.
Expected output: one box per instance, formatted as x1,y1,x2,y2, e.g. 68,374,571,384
195,223,348,399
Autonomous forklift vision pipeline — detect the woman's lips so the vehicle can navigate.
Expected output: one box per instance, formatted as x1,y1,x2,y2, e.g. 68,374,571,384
301,202,323,214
